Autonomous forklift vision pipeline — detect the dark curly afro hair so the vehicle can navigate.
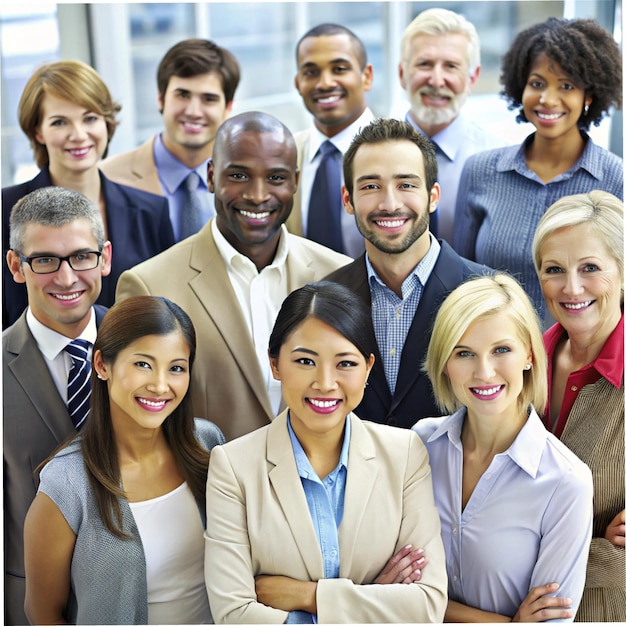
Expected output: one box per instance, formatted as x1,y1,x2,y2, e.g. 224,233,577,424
500,17,622,130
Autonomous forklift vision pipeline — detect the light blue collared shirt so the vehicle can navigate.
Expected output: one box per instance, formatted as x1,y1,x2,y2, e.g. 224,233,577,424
451,132,624,319
413,407,593,621
405,111,504,242
285,414,351,623
153,133,214,241
366,235,440,394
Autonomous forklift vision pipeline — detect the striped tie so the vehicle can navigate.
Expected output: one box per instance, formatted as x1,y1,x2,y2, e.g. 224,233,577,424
64,339,92,429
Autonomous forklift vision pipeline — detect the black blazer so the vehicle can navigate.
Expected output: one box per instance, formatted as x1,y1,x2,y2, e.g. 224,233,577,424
3,304,107,626
325,240,488,428
2,168,175,328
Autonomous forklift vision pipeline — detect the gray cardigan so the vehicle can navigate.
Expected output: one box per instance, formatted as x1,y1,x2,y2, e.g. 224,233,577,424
37,418,224,625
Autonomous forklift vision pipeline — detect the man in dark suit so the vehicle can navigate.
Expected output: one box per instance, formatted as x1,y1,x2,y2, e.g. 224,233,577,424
325,118,487,428
3,187,110,626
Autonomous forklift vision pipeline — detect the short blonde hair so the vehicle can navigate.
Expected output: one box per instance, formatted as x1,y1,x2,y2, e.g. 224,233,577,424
401,8,480,74
424,273,547,415
532,190,624,283
18,59,121,168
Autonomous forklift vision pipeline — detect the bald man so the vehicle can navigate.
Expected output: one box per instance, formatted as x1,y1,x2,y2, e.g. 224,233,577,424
116,112,350,440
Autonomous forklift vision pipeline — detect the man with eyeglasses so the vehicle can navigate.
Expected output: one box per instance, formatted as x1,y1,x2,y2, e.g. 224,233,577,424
3,186,111,626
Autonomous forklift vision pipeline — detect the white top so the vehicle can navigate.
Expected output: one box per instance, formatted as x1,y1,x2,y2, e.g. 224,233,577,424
300,108,375,258
129,482,211,624
211,218,288,416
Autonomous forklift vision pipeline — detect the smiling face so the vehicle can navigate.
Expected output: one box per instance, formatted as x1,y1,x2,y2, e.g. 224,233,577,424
444,311,531,422
158,72,232,165
522,54,591,142
295,34,373,137
343,139,439,260
538,223,622,341
35,93,108,177
270,316,374,439
6,219,111,337
400,32,478,135
95,331,191,433
208,128,298,259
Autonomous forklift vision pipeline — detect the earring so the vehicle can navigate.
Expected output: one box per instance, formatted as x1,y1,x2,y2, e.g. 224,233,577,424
364,381,369,388
584,104,589,116
524,363,532,371
96,373,105,380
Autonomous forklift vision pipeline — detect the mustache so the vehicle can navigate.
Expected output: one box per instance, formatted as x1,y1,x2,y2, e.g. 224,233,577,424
418,86,455,99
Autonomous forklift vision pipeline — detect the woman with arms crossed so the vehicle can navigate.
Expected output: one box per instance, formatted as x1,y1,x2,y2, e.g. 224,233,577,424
413,273,593,622
532,191,625,621
204,281,447,623
24,296,224,624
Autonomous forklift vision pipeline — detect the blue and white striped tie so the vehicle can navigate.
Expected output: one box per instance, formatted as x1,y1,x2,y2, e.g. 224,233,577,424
64,339,92,429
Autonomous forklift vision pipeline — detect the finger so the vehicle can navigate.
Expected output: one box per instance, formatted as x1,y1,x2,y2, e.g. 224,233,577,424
378,545,414,575
524,582,560,604
382,548,424,578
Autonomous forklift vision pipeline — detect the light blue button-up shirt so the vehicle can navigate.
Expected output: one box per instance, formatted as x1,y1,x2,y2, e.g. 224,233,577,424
153,134,214,241
413,408,593,621
285,414,351,623
367,236,440,394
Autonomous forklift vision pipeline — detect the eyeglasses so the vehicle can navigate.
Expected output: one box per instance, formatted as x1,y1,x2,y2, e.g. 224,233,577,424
17,250,102,274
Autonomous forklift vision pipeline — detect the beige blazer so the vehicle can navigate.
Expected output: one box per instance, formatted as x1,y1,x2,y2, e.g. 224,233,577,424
284,129,308,236
99,135,163,196
205,411,448,624
115,220,350,441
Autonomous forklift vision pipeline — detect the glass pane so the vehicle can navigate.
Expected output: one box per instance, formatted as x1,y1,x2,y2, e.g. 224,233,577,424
0,3,59,185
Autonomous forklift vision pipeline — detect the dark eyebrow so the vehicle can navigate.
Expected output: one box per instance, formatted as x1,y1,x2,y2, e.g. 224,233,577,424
27,247,95,257
291,347,318,356
355,173,422,184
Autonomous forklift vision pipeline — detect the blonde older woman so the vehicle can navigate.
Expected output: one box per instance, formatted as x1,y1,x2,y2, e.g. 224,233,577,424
532,190,624,621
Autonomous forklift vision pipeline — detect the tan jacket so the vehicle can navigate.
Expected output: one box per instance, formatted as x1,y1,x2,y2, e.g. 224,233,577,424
99,135,163,196
205,410,448,623
115,220,350,441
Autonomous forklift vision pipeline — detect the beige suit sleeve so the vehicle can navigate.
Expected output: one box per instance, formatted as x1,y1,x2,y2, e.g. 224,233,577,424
204,445,288,625
115,269,152,302
315,434,448,624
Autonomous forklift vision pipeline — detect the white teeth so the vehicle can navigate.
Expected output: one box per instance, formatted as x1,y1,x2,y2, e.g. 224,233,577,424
184,122,203,129
69,148,89,156
537,112,562,120
137,398,166,408
239,210,270,219
376,219,406,228
472,386,502,396
308,398,339,408
563,301,592,310
317,95,340,104
54,293,81,301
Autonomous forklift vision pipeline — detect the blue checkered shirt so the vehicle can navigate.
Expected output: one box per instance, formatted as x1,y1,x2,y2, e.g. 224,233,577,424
366,236,440,394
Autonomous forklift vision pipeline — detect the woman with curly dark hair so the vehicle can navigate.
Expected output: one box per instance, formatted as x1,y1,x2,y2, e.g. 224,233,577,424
452,17,622,325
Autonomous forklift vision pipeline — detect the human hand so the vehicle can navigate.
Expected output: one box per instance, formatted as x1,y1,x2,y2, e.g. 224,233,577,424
374,545,427,584
512,583,573,622
604,509,625,547
255,575,317,613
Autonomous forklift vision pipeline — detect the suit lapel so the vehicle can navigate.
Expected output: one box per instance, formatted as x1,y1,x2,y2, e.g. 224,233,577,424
132,137,163,193
267,412,324,580
338,415,378,575
188,224,273,417
5,316,74,443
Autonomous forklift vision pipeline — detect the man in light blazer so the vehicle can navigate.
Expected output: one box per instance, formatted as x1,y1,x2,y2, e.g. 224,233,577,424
116,112,350,441
3,188,110,626
325,118,487,428
100,39,240,241
286,24,374,258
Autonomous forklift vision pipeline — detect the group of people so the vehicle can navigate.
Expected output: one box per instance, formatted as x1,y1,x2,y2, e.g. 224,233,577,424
2,6,624,626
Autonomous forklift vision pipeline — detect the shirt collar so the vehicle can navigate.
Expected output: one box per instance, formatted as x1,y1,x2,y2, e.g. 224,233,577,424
365,234,440,294
287,412,351,480
425,406,548,478
153,133,210,194
211,218,289,274
544,313,624,389
307,108,376,163
497,130,600,178
26,306,98,361
405,111,470,162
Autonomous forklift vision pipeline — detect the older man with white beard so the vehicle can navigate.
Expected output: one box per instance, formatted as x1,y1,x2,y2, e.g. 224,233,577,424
399,8,505,243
